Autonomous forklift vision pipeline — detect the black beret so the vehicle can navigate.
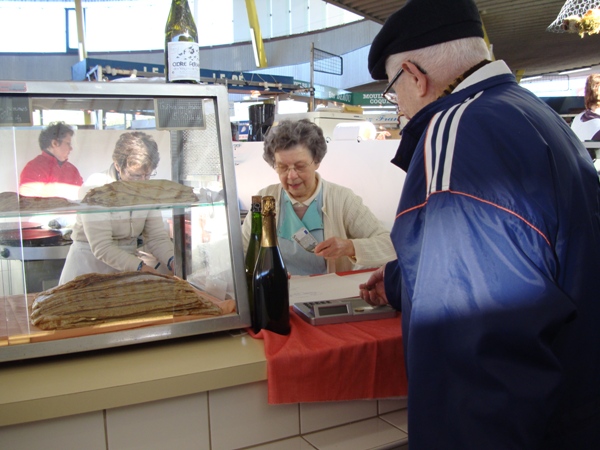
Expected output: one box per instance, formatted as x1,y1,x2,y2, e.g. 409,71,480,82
368,0,484,80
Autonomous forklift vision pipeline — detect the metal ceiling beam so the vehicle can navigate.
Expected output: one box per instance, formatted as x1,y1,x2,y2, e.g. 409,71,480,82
320,0,600,77
245,0,267,68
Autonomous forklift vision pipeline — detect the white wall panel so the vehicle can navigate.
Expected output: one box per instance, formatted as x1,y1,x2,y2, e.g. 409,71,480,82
309,0,327,32
290,0,309,35
232,0,251,43
254,0,271,37
0,412,106,450
106,394,210,450
271,0,291,38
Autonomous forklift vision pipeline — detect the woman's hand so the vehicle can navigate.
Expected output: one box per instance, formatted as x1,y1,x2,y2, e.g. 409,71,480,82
314,237,355,259
359,266,388,306
140,263,162,275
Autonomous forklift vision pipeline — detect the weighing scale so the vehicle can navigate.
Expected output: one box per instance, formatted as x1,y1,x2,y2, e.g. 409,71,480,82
293,297,397,326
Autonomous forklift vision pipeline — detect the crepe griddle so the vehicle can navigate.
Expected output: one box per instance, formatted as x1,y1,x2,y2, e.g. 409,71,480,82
0,223,63,247
0,221,43,231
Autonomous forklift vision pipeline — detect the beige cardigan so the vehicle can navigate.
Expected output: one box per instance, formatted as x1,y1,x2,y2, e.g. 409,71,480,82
241,177,396,274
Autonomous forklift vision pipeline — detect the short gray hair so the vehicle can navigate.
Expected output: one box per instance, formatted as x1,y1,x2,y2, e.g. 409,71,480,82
263,119,327,167
386,37,491,89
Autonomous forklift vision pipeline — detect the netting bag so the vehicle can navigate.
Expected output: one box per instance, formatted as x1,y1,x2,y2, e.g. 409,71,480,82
547,0,600,36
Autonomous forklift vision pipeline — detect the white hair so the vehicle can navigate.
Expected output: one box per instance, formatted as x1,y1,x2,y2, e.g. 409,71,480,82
385,37,491,88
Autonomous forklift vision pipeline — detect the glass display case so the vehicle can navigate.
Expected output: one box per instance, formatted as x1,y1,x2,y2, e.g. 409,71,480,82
0,80,250,362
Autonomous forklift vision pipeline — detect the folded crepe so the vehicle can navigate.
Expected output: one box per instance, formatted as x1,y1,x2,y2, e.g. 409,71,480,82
0,191,76,212
81,179,198,207
31,272,223,330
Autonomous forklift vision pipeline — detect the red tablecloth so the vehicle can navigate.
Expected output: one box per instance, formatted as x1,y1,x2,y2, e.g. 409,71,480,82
250,308,407,404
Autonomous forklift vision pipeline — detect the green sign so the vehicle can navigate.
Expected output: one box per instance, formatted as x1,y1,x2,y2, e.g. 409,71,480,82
294,80,351,102
292,80,394,107
350,93,393,106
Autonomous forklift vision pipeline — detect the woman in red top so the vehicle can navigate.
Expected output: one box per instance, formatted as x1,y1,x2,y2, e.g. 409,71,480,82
19,121,83,200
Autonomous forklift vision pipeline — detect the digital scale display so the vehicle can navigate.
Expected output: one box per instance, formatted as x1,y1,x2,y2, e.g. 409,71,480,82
293,298,397,326
317,304,349,316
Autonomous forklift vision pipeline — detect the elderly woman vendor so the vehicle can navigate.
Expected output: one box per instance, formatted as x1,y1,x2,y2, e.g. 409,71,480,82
59,132,174,284
242,119,395,275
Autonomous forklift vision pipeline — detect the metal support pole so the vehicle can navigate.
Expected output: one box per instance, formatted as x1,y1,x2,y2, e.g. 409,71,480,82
245,0,268,68
310,43,315,112
74,0,87,61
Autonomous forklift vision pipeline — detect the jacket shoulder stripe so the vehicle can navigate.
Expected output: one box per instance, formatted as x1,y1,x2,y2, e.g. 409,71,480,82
425,92,483,197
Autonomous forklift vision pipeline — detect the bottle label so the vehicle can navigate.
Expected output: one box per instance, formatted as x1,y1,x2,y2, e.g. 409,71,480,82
167,41,200,82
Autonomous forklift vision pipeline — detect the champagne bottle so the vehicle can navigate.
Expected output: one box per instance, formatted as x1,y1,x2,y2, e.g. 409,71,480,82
164,0,200,83
244,195,262,317
252,196,290,335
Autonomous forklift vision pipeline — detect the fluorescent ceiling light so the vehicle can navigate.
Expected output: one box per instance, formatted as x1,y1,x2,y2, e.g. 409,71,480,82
521,76,542,82
249,28,260,68
559,67,591,75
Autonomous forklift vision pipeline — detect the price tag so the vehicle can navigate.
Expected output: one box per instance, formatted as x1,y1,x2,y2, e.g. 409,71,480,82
155,98,205,130
0,96,32,126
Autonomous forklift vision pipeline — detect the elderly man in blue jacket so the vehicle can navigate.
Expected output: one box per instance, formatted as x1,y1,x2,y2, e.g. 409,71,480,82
360,0,600,448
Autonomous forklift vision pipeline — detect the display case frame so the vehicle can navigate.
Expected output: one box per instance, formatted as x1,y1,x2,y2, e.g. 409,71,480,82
0,80,250,362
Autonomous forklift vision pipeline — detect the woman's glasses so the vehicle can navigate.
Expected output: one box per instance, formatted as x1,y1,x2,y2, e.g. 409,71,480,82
120,168,157,180
274,160,314,175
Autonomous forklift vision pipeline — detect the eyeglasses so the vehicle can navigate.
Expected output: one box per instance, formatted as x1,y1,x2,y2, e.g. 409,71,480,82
382,62,427,105
120,168,157,180
274,160,314,175
382,69,404,105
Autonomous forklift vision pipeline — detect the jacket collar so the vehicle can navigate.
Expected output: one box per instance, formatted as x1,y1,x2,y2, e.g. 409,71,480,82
391,60,515,172
41,149,63,166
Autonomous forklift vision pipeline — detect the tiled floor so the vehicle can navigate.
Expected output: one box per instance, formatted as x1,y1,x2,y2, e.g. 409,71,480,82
244,411,409,450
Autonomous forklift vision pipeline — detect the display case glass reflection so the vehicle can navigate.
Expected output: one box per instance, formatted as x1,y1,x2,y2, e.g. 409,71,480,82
0,81,249,362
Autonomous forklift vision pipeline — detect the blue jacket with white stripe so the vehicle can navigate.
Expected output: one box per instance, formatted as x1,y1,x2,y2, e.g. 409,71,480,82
384,61,600,449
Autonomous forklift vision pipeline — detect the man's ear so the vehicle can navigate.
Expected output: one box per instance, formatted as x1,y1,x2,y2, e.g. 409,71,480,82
406,61,428,98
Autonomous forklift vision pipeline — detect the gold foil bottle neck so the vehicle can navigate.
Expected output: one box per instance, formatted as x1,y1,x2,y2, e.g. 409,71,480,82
261,196,276,216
